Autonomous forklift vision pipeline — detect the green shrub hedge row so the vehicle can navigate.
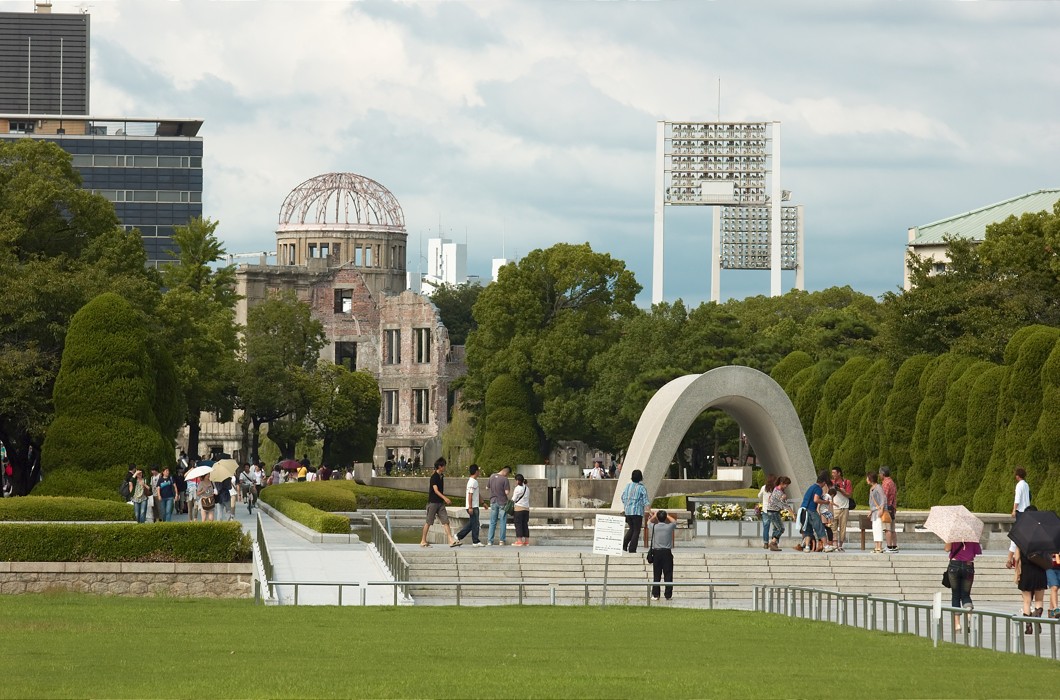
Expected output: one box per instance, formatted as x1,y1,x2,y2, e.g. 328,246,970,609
33,465,130,503
0,496,134,522
0,522,251,562
338,482,428,510
258,493,350,534
259,482,359,512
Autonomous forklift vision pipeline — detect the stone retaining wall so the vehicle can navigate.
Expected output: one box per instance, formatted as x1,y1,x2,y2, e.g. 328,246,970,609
0,562,254,597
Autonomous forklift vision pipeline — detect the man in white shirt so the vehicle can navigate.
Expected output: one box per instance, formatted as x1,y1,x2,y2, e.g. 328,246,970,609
452,464,484,547
1007,467,1032,568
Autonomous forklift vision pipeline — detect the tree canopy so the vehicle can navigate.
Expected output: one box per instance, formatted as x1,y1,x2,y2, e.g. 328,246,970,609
428,282,482,346
0,139,161,494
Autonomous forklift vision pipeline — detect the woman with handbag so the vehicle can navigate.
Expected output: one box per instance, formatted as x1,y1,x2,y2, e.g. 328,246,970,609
757,475,777,549
944,539,981,632
645,510,678,601
511,474,531,546
198,475,216,522
867,472,886,554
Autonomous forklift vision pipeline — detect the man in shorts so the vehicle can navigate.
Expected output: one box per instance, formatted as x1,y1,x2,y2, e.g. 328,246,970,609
420,458,457,547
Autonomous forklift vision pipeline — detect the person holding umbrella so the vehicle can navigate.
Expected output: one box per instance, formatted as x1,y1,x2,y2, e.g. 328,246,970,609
1006,505,1055,633
924,504,984,632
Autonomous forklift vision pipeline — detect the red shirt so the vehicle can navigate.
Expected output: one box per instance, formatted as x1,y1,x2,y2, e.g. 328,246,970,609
882,477,897,508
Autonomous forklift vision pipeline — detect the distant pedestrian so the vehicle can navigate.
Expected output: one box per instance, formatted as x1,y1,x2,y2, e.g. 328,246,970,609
1007,506,1047,634
646,509,677,601
198,475,216,522
486,466,511,546
384,459,393,476
765,477,795,551
795,472,830,553
419,458,456,547
511,474,531,546
867,472,886,554
758,474,777,549
155,468,176,522
453,465,483,547
831,467,853,552
945,539,982,633
131,469,150,524
620,469,649,554
880,466,899,552
1012,467,1031,516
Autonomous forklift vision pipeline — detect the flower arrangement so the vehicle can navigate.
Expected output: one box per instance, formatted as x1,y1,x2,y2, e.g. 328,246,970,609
697,503,746,521
780,509,795,522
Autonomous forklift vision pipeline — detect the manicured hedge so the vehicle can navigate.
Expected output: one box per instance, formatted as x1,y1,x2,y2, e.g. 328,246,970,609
259,493,350,534
0,496,134,522
33,465,130,503
260,482,359,512
0,522,251,562
341,483,428,510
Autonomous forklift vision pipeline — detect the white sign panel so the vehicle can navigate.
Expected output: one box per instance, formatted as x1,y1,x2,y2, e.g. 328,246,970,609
593,514,626,556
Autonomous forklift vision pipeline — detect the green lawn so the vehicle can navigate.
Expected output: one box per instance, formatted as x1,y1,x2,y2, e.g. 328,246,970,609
3,594,1059,698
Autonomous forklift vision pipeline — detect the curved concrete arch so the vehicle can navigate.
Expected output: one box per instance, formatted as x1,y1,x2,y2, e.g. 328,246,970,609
611,366,817,510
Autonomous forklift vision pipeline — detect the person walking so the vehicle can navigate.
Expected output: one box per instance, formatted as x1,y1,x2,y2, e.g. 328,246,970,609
1007,506,1047,634
758,475,777,550
198,475,216,522
620,469,649,553
511,474,531,546
185,470,199,522
453,464,484,547
486,466,511,546
645,509,678,601
880,466,899,552
131,469,150,524
155,468,176,522
945,538,982,632
419,458,457,547
867,472,886,554
831,467,853,552
765,477,795,551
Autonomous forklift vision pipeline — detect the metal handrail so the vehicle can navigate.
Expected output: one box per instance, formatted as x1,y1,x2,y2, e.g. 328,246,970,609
753,584,1060,661
369,512,410,598
266,578,737,607
255,513,274,601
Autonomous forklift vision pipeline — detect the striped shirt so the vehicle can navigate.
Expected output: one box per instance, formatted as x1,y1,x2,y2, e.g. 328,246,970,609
621,482,648,516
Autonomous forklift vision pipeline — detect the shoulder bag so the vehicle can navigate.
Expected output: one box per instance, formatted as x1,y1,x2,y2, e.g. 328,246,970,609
646,524,656,564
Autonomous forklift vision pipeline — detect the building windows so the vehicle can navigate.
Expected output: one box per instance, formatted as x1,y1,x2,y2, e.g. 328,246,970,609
71,154,202,168
384,329,401,364
334,289,353,314
382,390,399,425
413,389,430,424
91,189,201,203
335,342,357,369
414,328,431,364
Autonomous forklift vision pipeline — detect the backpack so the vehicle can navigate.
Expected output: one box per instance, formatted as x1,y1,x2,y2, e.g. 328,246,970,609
120,480,131,500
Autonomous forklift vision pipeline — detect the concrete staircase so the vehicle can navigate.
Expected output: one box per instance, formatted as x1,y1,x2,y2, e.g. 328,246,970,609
402,548,1019,607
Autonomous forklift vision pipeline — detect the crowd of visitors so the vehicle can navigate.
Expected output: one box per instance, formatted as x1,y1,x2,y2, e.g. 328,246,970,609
418,458,533,547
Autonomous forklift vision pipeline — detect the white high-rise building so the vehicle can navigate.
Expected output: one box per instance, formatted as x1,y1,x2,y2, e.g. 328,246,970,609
419,237,467,294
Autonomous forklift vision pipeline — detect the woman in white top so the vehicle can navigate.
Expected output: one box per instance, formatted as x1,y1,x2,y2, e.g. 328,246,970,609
511,474,531,546
757,474,777,549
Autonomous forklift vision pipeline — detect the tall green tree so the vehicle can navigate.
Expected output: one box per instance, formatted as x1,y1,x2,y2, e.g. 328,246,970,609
38,293,180,500
305,361,381,466
157,217,240,460
0,139,160,494
428,282,483,346
237,291,325,461
465,242,640,448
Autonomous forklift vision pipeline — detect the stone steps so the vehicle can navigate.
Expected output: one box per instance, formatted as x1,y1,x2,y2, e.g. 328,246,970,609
405,550,1022,605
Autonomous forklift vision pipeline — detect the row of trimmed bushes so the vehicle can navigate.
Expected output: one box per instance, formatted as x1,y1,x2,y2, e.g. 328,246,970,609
0,522,251,562
0,496,134,522
257,484,351,534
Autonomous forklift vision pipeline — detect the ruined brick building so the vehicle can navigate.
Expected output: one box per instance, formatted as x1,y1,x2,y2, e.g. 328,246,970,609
191,173,463,466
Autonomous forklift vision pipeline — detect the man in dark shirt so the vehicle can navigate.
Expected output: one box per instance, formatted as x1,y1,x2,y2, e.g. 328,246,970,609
419,458,456,547
795,472,831,553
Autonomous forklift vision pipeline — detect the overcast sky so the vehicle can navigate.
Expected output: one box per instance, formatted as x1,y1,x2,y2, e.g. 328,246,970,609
12,0,1060,305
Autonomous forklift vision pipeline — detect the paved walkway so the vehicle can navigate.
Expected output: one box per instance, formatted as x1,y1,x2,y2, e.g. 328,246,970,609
209,497,398,606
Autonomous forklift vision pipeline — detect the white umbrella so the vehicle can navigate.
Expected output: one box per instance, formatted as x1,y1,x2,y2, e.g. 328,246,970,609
923,505,983,543
184,464,213,480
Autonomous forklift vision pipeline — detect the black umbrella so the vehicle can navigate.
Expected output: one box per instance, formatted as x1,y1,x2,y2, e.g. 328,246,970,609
1008,509,1060,558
